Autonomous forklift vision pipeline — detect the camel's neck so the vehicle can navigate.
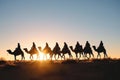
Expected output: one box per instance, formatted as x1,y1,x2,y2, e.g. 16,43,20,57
38,47,42,52
70,46,75,52
93,46,98,51
7,50,14,55
24,49,29,53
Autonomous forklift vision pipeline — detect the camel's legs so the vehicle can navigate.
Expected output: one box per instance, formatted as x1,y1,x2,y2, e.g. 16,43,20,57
75,53,78,59
62,54,65,60
97,53,101,59
21,55,25,60
89,53,91,59
49,54,53,60
30,55,33,60
54,54,56,60
14,55,16,60
36,54,39,60
54,54,57,60
79,52,84,59
104,54,108,58
91,53,94,58
79,53,81,59
30,55,31,59
104,51,108,58
71,55,73,59
83,53,87,59
82,52,85,58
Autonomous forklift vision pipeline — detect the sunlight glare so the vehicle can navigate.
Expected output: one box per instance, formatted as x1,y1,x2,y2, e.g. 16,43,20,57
40,53,45,60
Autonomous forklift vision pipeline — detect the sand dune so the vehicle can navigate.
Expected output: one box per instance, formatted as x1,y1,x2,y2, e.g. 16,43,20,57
0,59,120,80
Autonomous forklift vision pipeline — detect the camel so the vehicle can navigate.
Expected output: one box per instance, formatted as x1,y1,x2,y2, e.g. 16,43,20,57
6,43,25,60
38,43,53,60
83,41,94,59
23,42,39,60
93,41,108,58
61,42,73,60
52,42,62,60
70,41,84,59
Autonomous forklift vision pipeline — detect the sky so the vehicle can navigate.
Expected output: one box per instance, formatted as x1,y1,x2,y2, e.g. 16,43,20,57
0,0,120,60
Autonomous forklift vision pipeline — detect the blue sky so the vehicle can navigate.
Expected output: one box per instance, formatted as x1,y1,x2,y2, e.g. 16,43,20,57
0,0,120,60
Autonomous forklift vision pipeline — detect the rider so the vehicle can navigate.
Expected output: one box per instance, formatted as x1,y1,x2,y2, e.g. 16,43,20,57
98,41,104,49
15,43,21,51
85,41,90,47
43,42,51,53
75,41,82,51
63,42,69,51
30,42,38,53
99,41,103,47
84,41,91,51
55,42,60,51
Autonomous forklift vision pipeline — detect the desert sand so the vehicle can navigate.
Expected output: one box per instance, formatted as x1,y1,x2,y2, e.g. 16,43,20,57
0,59,120,80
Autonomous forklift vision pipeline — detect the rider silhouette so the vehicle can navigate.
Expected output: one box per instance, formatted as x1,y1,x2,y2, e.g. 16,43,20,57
76,41,80,47
84,41,91,51
30,42,38,53
14,43,24,56
17,43,21,49
62,42,69,52
98,41,104,50
31,42,36,49
75,41,82,51
44,42,49,50
15,43,22,51
99,41,103,47
43,42,51,53
55,42,60,51
64,42,68,49
85,41,90,47
53,42,61,59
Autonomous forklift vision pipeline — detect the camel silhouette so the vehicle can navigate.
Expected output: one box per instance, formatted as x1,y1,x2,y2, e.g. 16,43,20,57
7,43,25,60
24,42,39,60
38,42,53,60
70,41,84,59
83,41,94,59
52,42,62,60
93,41,108,58
61,42,73,60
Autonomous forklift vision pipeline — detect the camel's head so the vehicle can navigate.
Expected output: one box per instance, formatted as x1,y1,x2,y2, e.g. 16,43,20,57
92,46,96,48
23,48,28,52
38,47,42,51
92,46,97,50
69,46,73,49
6,49,13,55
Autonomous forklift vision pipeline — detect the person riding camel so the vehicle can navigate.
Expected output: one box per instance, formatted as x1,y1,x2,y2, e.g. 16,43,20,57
75,41,82,51
99,41,103,47
30,42,38,53
43,42,51,53
84,41,91,51
15,43,23,53
98,41,105,50
62,42,69,52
